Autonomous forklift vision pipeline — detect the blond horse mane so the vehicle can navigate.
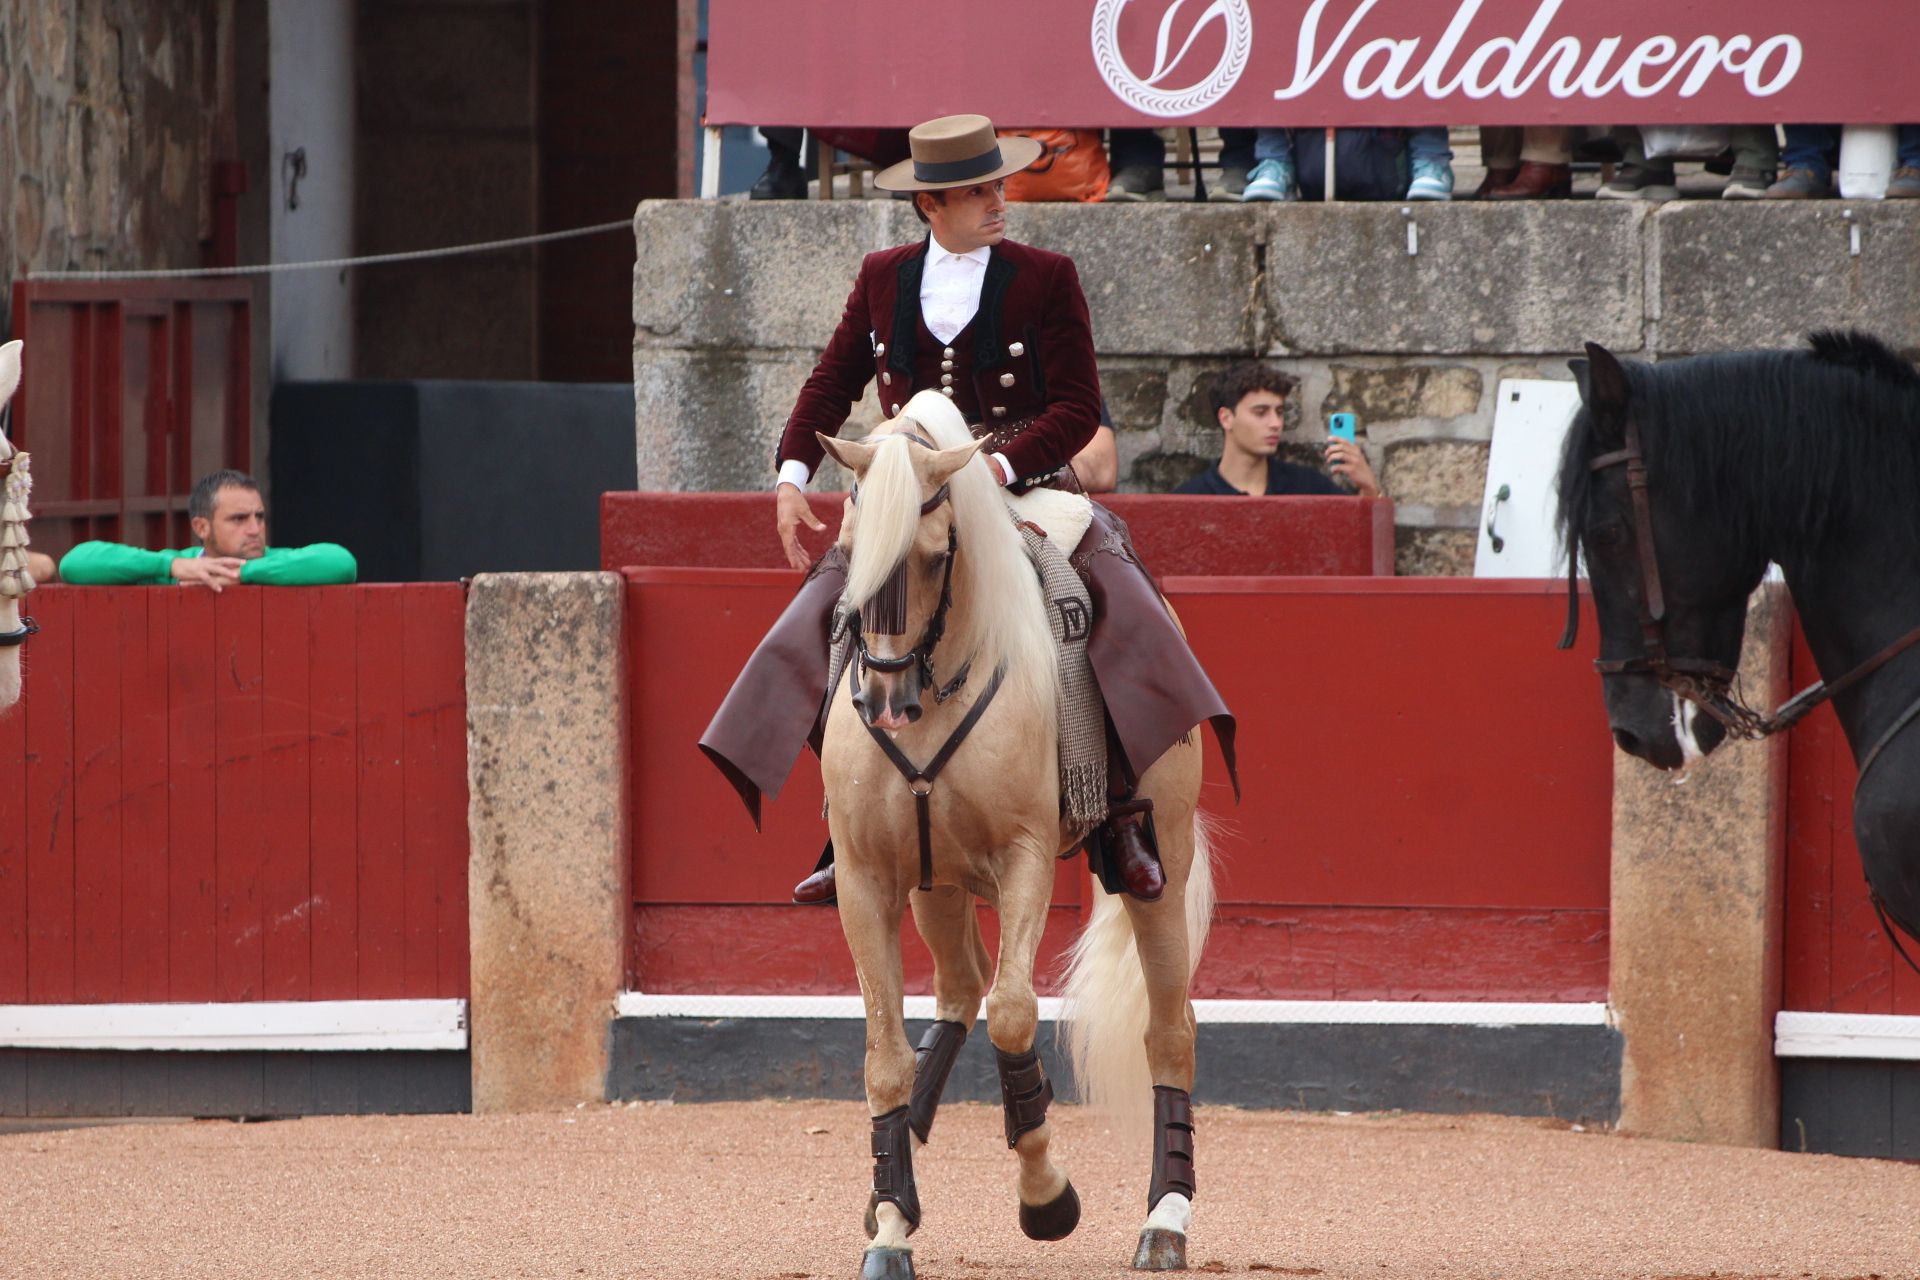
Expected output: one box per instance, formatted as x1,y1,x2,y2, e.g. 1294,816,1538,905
840,391,1058,715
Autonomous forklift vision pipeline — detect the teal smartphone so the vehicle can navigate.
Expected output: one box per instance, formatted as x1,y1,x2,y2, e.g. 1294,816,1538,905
1328,412,1357,443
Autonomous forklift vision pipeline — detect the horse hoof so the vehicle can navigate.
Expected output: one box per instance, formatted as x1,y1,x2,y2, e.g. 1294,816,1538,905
1018,1180,1081,1241
1133,1227,1187,1271
861,1245,915,1280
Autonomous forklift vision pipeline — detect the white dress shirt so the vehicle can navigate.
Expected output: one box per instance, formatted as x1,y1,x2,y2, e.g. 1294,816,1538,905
779,234,1015,489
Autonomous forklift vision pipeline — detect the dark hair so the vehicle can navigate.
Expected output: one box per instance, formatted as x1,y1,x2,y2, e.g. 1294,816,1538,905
911,189,950,225
190,469,261,520
1207,363,1299,422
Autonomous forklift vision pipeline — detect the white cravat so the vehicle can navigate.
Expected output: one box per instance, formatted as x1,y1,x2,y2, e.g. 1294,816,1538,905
919,240,990,344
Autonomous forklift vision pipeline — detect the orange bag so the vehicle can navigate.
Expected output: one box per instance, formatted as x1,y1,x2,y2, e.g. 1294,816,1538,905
999,129,1111,203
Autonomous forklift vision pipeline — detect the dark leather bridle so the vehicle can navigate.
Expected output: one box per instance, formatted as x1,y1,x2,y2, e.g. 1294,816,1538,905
1560,412,1920,747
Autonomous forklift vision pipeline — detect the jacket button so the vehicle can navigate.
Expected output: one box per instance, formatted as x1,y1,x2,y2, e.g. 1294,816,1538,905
941,387,955,398
999,372,1016,387
891,403,901,413
881,371,892,385
941,359,954,371
940,373,954,385
1009,342,1025,357
942,346,956,359
875,342,886,357
992,406,1007,418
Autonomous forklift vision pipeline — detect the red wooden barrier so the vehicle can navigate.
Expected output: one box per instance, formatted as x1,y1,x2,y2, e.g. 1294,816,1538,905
602,493,1396,577
1783,625,1920,1016
627,570,1612,1001
0,585,470,1005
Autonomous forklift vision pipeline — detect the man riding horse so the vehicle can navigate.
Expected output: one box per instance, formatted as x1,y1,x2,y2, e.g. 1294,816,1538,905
700,114,1235,904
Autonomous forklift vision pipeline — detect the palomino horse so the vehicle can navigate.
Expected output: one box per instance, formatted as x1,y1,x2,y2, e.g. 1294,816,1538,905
1558,331,1920,947
816,391,1213,1279
0,339,34,713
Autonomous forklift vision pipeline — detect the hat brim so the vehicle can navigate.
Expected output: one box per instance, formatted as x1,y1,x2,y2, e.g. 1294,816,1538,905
873,135,1046,192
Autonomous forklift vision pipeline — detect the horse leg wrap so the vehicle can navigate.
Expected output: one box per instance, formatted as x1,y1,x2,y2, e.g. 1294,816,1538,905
1148,1085,1196,1210
908,1020,968,1143
995,1046,1055,1149
868,1106,921,1234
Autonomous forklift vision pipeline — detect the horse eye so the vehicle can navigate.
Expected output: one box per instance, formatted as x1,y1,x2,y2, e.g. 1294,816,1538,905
1589,523,1628,549
926,553,948,575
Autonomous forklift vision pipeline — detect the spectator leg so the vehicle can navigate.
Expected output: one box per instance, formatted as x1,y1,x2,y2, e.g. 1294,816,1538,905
1723,125,1779,200
1244,129,1297,202
751,127,808,200
1780,125,1839,181
1405,126,1454,201
1106,129,1167,202
1488,127,1572,200
1899,125,1920,171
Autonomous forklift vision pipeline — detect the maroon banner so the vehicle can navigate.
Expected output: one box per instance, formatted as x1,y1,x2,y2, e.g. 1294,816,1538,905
708,0,1900,129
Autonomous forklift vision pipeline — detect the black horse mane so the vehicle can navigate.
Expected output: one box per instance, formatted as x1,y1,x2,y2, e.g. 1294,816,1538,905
1558,330,1920,571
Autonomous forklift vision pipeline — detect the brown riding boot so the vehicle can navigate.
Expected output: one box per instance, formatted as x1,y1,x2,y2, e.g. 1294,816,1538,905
792,842,837,905
1100,797,1165,902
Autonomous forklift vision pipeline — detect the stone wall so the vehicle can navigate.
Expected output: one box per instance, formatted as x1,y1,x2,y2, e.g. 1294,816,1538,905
631,199,1920,575
1,0,230,327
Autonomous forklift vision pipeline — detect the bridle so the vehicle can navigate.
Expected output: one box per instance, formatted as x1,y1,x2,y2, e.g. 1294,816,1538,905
1560,412,1920,747
841,427,1004,893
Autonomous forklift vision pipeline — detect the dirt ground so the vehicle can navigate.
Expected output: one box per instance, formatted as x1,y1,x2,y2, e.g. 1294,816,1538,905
1,1100,1914,1280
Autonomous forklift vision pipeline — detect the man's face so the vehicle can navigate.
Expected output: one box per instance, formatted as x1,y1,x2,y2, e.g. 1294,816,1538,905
922,180,1007,252
1218,389,1287,457
192,485,267,559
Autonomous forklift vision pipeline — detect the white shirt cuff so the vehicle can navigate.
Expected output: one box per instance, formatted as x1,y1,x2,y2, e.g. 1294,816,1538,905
992,453,1016,485
777,459,812,490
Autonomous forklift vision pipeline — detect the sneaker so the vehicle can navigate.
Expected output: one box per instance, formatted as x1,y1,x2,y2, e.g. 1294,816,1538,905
1720,165,1775,200
1596,163,1678,202
1406,157,1454,201
1210,166,1248,202
1242,158,1297,202
1887,166,1920,199
1103,164,1166,203
1764,167,1831,199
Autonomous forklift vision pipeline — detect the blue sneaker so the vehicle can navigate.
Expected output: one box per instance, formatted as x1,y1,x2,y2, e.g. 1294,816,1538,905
1242,158,1297,202
1406,157,1454,201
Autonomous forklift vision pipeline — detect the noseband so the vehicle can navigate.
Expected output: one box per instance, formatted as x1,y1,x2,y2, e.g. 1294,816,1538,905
1560,414,1920,742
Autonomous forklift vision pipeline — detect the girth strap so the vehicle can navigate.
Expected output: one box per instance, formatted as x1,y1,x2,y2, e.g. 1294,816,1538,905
994,1045,1055,1149
858,664,1005,892
1148,1084,1197,1210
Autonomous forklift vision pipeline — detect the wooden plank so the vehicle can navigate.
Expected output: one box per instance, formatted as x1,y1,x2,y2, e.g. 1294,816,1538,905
119,589,170,1001
259,590,313,1001
70,589,126,1002
402,587,469,998
0,620,28,1003
307,587,360,1000
355,588,408,999
166,588,219,1001
214,588,266,1002
24,588,76,1003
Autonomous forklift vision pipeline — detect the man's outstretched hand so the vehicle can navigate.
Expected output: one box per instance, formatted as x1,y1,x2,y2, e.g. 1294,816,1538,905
776,483,827,570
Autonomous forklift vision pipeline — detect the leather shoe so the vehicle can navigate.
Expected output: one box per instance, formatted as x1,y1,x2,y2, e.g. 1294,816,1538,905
1487,161,1572,199
1103,812,1165,902
1472,166,1518,199
751,154,807,200
792,861,837,905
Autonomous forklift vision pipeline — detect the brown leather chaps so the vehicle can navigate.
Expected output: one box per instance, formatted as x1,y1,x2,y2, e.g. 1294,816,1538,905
698,505,1238,828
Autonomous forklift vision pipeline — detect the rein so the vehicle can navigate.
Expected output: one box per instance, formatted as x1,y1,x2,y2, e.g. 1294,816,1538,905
1560,414,1920,741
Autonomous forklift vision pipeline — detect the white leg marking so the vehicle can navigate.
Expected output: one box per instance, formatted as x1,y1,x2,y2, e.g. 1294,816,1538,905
1144,1192,1192,1235
1670,692,1705,782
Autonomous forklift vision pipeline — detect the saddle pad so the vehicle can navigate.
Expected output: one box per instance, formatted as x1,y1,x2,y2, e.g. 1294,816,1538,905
1002,485,1093,551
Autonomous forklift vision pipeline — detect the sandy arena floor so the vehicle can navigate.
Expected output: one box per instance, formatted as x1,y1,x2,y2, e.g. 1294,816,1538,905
2,1100,1915,1280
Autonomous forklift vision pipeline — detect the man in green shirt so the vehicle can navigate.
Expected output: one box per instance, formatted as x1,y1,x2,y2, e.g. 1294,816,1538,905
59,469,356,589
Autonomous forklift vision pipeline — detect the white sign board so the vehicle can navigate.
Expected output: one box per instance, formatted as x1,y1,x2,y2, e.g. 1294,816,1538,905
1474,379,1584,579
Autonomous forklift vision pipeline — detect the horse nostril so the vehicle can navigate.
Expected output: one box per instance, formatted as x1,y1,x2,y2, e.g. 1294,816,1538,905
1612,728,1643,756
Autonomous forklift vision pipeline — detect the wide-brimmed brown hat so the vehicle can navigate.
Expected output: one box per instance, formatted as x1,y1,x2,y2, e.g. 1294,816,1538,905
873,115,1043,192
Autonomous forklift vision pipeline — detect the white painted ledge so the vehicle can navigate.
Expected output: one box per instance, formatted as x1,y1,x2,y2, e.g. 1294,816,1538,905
0,1000,469,1051
1775,1011,1920,1061
616,993,1610,1028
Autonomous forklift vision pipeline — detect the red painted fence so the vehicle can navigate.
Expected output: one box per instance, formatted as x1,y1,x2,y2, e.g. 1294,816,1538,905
1784,625,1920,1016
0,585,470,1005
627,569,1614,1001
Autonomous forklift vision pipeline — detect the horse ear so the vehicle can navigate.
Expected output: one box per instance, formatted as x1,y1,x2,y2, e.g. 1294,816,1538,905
1578,342,1631,420
1567,357,1590,404
926,437,987,485
817,432,878,476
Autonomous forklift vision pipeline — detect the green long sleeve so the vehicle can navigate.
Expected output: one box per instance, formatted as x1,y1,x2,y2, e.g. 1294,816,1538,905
57,542,358,586
238,544,358,585
57,541,178,585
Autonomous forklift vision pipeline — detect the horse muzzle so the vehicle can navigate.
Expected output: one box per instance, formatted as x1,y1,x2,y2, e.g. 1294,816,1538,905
854,670,923,730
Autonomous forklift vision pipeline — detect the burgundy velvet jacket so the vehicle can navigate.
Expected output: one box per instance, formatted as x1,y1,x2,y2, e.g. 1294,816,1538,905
777,237,1102,484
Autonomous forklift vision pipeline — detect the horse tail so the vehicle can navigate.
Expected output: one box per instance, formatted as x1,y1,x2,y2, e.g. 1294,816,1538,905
1060,812,1216,1124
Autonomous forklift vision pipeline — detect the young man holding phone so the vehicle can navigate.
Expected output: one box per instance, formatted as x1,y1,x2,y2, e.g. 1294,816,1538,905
1175,363,1382,498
